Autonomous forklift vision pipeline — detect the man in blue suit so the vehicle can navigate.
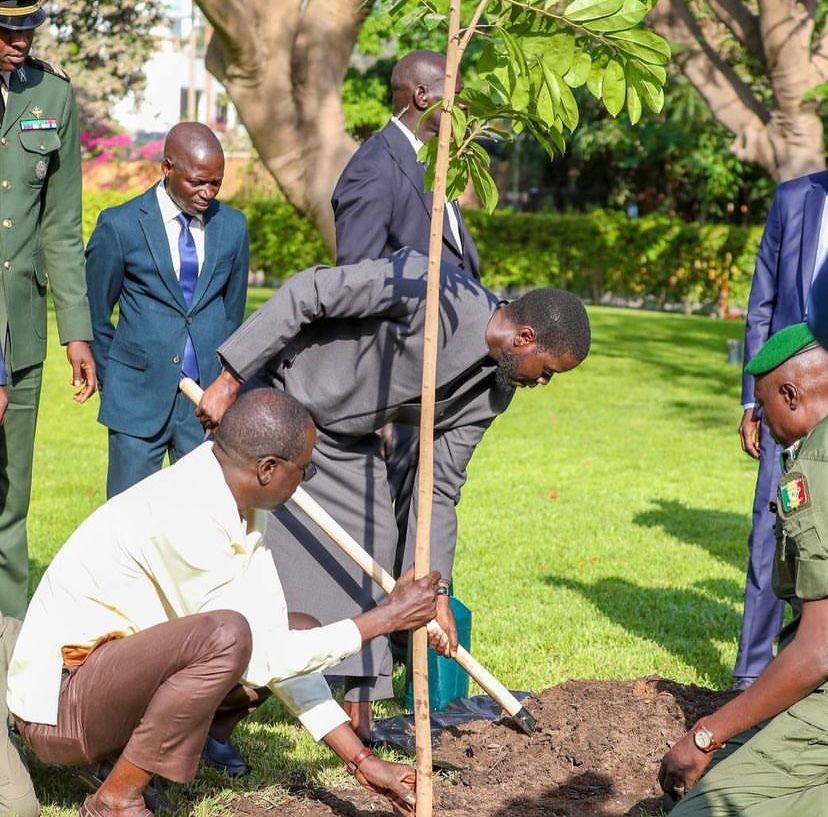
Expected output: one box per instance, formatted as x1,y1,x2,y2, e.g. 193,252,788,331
734,170,828,689
86,122,249,499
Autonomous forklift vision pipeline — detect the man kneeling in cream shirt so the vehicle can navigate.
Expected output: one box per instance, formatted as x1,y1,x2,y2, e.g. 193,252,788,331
7,388,440,817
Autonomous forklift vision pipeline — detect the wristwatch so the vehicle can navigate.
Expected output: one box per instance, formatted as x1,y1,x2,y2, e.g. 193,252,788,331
692,721,723,753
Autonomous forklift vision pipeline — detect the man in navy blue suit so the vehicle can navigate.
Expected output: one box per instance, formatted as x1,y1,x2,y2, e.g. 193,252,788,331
86,123,249,499
734,170,828,689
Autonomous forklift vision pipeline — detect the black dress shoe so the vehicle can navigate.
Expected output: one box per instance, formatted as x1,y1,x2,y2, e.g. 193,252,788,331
201,735,250,777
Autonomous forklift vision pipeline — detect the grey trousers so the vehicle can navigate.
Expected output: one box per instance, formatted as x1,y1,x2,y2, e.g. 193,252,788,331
17,611,252,783
267,428,396,702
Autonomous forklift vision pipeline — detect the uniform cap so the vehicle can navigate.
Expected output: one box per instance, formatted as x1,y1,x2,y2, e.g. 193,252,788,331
0,0,45,30
745,322,818,376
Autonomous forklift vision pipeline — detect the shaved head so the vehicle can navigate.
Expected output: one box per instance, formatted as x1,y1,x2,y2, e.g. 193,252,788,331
755,345,828,447
161,122,224,215
164,121,223,165
390,50,461,141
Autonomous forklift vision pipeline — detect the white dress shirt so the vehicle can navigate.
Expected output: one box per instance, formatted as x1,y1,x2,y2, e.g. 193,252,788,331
156,180,205,278
390,116,463,252
7,442,360,741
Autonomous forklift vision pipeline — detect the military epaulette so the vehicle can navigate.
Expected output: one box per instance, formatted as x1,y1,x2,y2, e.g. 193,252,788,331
25,55,71,82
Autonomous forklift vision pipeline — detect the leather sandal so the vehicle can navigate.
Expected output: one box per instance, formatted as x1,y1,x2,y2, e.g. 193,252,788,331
78,793,153,817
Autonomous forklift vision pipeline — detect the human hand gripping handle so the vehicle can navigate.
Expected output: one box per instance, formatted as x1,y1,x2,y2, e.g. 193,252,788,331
195,369,242,430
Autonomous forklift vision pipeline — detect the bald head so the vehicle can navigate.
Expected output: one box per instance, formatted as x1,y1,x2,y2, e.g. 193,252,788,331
755,345,828,447
161,122,224,215
215,389,313,466
391,50,461,141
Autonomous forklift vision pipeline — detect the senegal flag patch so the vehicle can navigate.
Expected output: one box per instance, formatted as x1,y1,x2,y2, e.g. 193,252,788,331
780,473,809,515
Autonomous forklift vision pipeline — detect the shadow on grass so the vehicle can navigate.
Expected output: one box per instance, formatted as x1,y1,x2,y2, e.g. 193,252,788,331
633,499,748,571
548,575,742,685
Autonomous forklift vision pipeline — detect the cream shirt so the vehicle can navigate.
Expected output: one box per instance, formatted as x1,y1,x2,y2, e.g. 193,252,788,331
7,443,361,741
156,180,206,278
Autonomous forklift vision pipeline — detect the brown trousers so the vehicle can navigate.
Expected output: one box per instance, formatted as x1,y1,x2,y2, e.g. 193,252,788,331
17,611,263,783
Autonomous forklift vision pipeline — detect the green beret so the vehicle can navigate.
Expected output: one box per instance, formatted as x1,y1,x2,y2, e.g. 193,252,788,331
745,322,817,376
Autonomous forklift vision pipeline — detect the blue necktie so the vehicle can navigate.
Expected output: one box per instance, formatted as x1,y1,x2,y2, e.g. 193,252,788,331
176,212,199,381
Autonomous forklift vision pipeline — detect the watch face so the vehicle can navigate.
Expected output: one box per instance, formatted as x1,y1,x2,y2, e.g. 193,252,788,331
694,727,713,750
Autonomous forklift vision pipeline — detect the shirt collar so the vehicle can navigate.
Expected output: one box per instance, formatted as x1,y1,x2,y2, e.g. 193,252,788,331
1,71,10,89
390,116,424,157
156,180,204,226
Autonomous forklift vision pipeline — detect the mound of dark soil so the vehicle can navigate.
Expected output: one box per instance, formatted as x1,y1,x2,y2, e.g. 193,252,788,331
235,678,736,817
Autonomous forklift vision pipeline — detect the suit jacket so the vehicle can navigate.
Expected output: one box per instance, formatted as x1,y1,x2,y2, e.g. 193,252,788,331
0,56,92,373
332,122,480,277
741,171,828,405
86,185,249,438
218,250,512,577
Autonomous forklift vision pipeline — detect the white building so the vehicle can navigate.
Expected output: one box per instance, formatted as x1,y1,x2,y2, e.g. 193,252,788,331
110,0,242,141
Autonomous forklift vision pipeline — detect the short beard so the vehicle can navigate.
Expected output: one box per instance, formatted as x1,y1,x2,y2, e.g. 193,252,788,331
495,351,520,391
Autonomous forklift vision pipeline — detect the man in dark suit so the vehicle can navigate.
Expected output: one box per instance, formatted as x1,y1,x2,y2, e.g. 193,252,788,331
332,49,479,277
86,122,248,498
196,249,591,732
734,171,828,689
332,51,481,734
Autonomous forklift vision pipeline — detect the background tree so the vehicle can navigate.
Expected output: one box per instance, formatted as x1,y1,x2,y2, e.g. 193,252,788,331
198,0,669,248
39,1,166,131
648,0,828,181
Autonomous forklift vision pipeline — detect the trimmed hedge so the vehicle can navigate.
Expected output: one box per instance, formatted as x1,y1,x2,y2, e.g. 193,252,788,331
81,192,762,310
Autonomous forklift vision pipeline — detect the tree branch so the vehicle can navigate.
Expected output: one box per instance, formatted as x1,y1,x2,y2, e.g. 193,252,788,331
813,18,828,82
706,0,763,64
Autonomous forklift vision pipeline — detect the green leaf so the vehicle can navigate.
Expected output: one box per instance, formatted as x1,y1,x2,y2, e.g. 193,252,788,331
531,120,566,155
491,62,516,98
563,51,592,87
602,58,626,116
635,60,667,85
540,63,578,130
458,87,499,117
477,43,499,74
445,156,469,202
512,72,531,112
513,119,525,134
499,27,529,76
422,11,446,31
451,106,467,144
536,74,555,123
583,0,647,32
542,32,575,75
563,0,624,22
607,28,671,64
637,77,664,112
625,81,641,124
586,61,604,99
466,140,491,166
468,155,499,213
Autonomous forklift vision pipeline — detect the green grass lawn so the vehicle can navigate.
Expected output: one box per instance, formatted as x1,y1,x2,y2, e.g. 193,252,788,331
27,295,754,814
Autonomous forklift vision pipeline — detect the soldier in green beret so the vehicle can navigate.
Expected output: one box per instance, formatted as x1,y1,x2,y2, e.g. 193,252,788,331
0,0,96,620
659,321,828,815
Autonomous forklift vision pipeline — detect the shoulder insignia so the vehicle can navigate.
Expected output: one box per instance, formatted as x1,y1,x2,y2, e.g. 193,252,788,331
25,56,71,82
779,472,810,515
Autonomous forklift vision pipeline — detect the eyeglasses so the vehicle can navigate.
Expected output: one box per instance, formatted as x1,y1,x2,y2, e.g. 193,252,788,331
274,456,317,483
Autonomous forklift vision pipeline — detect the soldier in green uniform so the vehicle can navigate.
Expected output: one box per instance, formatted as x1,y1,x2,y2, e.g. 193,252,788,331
0,0,96,619
660,321,828,816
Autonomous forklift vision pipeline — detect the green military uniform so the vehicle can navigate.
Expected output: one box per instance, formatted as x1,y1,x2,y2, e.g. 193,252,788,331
673,327,828,816
0,615,37,817
0,54,92,618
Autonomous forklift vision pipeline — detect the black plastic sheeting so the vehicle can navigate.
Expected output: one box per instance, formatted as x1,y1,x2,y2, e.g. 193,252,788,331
370,692,533,764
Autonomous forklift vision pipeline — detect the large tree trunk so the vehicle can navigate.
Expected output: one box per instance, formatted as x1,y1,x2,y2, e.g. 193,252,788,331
196,0,371,253
650,0,827,182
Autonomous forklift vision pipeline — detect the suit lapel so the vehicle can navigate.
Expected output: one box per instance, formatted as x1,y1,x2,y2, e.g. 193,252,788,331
382,123,463,258
3,69,32,136
138,188,187,311
190,202,223,311
798,182,825,313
